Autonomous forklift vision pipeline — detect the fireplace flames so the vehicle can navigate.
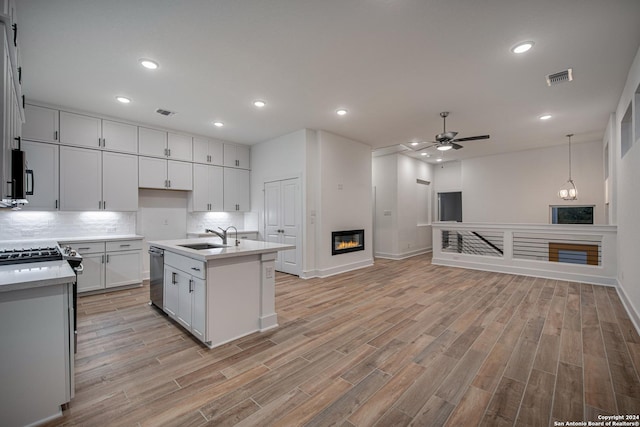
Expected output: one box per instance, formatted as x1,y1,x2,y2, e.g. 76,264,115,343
336,240,361,250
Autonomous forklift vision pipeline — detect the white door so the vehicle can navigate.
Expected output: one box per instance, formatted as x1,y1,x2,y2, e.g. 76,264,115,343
264,178,301,275
102,152,138,211
105,251,141,288
102,120,138,153
59,146,102,211
22,141,59,210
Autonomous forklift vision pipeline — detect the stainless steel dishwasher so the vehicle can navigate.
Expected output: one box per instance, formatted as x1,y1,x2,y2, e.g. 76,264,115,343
149,247,164,309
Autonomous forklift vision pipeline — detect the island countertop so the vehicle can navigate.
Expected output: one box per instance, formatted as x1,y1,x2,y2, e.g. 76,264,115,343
147,238,295,261
0,261,76,293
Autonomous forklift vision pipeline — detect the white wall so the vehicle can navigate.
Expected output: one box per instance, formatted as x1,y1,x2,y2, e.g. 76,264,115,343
432,142,605,224
315,131,373,276
614,45,640,329
372,153,433,259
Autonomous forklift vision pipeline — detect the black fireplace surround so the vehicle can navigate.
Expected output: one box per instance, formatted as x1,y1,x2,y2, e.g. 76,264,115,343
332,229,365,255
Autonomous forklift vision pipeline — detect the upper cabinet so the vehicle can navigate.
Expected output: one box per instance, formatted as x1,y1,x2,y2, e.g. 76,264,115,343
60,111,137,153
22,104,59,143
138,127,192,162
223,143,250,169
21,140,59,210
193,137,223,165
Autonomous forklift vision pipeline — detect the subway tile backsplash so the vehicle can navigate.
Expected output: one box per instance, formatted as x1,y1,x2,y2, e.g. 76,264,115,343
0,211,136,240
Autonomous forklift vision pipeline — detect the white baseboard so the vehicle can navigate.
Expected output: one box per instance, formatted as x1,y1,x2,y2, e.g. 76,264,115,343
259,313,278,331
375,248,432,260
615,279,640,336
301,258,374,279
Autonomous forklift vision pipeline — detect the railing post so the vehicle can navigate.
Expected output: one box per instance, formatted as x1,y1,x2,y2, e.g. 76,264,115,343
503,230,513,261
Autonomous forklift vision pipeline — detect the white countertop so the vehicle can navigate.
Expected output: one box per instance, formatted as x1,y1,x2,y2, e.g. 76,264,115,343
0,261,76,293
148,237,294,261
57,234,143,243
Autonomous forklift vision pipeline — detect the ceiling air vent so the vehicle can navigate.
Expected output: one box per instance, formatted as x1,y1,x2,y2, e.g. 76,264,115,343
546,68,573,86
155,108,176,117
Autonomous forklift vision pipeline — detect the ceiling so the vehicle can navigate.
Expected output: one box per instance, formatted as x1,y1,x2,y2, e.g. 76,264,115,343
16,0,640,163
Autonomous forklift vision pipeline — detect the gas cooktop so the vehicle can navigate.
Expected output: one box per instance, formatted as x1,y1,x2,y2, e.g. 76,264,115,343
0,246,63,265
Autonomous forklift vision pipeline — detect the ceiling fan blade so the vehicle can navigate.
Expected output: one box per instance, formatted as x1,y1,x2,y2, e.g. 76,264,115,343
415,143,438,152
452,134,490,142
450,142,463,150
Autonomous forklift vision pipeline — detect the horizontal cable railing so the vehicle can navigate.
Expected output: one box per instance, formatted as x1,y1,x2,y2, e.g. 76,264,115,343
441,230,504,257
432,223,617,286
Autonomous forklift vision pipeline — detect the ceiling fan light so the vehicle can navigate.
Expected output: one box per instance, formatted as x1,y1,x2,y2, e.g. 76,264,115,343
437,145,453,151
512,41,534,54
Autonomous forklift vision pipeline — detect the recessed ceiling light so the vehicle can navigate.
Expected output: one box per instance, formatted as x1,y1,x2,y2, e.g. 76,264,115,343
336,108,348,116
213,121,224,127
539,114,552,120
420,152,428,156
436,158,443,162
139,58,159,70
511,41,534,54
115,96,131,104
437,145,453,151
410,142,419,146
253,100,266,108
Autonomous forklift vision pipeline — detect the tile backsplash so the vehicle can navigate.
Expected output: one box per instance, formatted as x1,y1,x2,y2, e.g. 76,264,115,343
0,211,136,240
187,211,248,233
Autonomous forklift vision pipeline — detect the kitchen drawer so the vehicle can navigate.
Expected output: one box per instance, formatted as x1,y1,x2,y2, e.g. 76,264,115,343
165,252,206,280
61,241,105,254
106,240,142,252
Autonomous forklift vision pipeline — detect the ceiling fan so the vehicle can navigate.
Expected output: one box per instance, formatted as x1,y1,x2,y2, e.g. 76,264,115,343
418,112,490,151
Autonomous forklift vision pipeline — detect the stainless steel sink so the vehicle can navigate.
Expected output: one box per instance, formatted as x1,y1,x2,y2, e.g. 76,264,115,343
178,243,227,250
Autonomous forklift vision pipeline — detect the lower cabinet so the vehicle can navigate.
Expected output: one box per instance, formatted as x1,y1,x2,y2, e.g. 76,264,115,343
163,253,206,342
61,239,142,293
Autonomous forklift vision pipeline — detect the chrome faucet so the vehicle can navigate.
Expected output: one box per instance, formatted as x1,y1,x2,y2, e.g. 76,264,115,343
205,226,240,246
205,228,227,244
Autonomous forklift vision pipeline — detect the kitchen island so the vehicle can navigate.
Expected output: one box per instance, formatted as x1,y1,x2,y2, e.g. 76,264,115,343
147,237,294,348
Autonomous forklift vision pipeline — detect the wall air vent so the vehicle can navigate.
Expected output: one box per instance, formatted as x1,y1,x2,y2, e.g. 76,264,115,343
546,68,573,86
155,108,176,116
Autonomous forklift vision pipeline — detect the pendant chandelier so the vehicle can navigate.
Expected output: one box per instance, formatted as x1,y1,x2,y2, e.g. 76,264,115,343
558,133,577,200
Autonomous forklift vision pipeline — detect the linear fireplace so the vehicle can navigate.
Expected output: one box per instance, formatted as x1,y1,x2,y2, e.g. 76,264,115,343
332,229,365,255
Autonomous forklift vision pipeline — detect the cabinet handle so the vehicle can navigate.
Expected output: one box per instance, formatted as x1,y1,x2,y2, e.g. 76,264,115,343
98,201,101,209
102,138,106,147
78,247,91,250
18,67,22,84
120,244,130,247
171,272,176,284
12,23,17,47
106,254,110,263
103,200,106,210
191,267,200,272
101,255,105,264
168,179,171,188
54,130,58,141
167,148,171,157
55,199,58,209
189,279,193,293
22,95,25,109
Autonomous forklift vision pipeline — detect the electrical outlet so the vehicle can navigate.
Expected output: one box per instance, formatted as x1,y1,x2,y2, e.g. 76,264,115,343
163,219,169,225
265,266,274,279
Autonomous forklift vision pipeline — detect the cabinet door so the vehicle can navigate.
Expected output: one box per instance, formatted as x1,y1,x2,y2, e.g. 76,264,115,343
223,143,250,168
102,120,137,153
138,127,167,157
60,111,101,148
191,276,206,341
167,160,192,190
22,104,59,143
103,152,138,211
77,253,105,293
105,250,141,288
209,165,224,211
236,169,250,211
209,140,224,166
191,163,210,211
223,144,236,167
163,266,179,317
177,272,193,330
138,156,167,189
192,137,210,164
224,168,250,212
60,146,102,211
236,145,250,169
22,141,59,210
167,132,192,162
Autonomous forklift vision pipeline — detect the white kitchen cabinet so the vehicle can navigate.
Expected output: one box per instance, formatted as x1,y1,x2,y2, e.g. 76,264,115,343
59,111,101,149
138,126,167,157
61,239,142,294
223,167,250,211
101,120,137,153
60,146,137,211
59,112,137,153
22,104,59,143
193,137,223,165
139,156,193,190
223,143,250,169
102,151,138,211
138,128,192,161
190,163,223,211
22,140,59,210
167,132,193,161
76,252,104,293
105,250,142,288
59,146,102,211
164,253,206,341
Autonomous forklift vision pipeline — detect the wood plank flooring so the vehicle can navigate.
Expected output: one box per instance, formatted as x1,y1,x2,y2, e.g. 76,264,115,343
44,254,640,426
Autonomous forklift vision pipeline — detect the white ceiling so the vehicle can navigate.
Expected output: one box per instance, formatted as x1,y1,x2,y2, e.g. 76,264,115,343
16,0,640,163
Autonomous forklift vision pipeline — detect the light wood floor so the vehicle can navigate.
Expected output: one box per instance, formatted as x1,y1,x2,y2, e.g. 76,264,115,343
45,254,640,426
